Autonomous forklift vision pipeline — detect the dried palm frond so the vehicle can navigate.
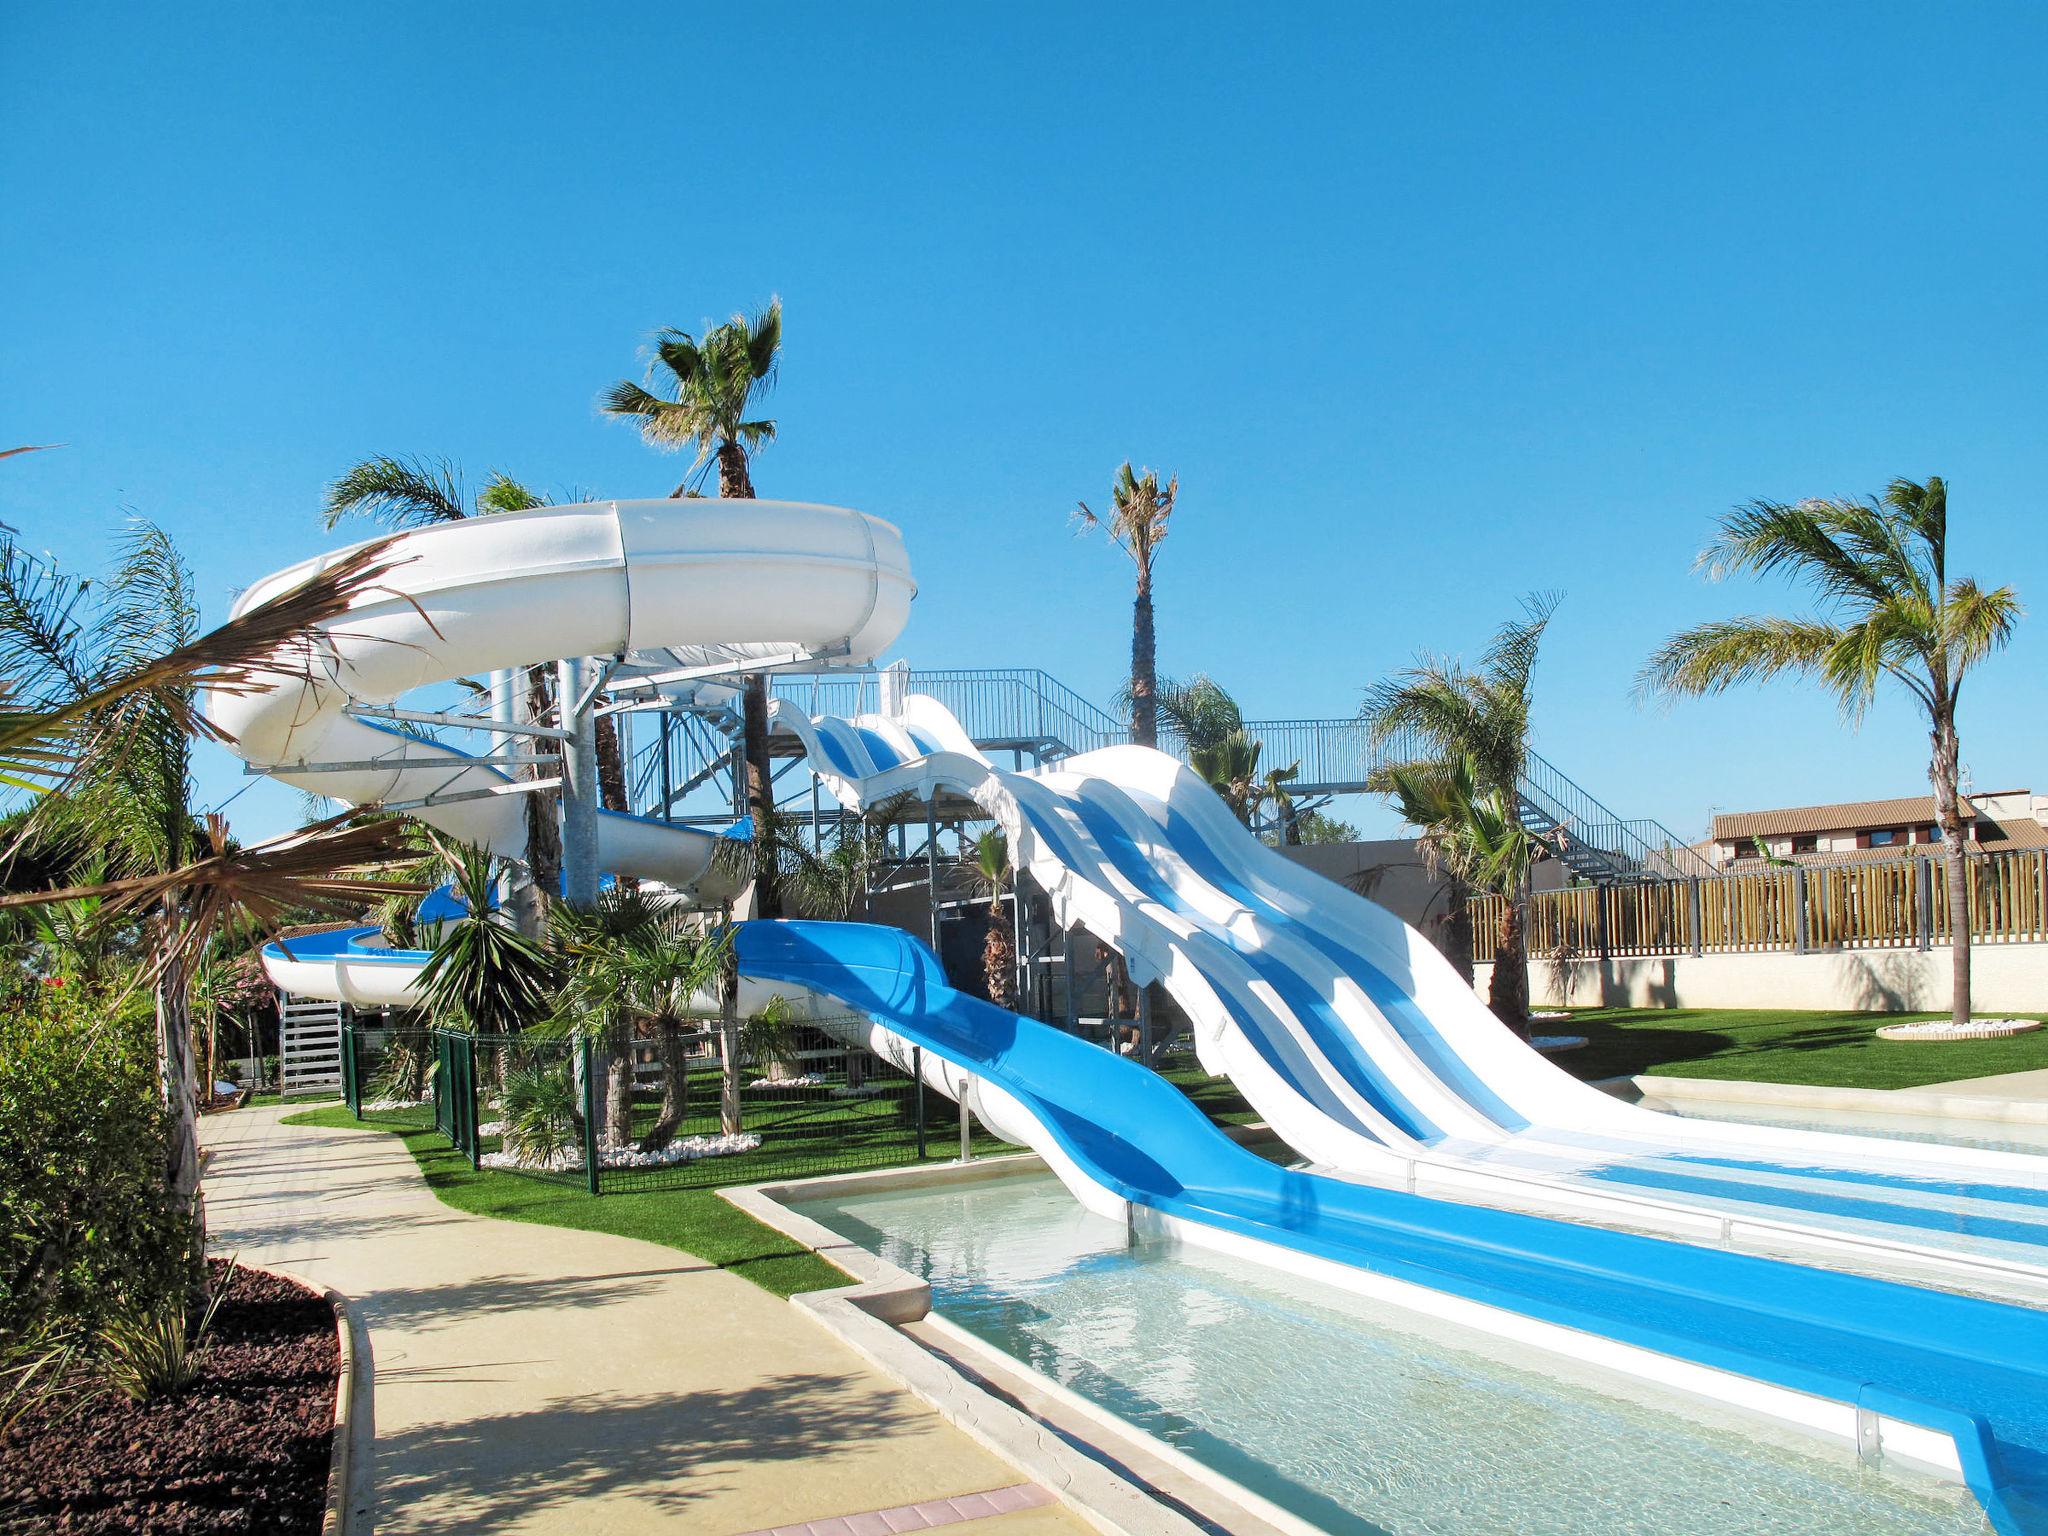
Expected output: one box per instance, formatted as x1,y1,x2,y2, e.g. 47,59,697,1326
0,810,426,976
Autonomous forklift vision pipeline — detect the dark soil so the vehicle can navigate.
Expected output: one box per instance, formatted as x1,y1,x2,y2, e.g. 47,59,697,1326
1,1260,338,1535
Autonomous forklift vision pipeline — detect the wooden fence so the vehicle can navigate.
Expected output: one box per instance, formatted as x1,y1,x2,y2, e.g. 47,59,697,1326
1469,848,2048,964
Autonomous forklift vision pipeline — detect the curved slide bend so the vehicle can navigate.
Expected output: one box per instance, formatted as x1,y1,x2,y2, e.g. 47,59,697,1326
774,696,2048,1291
745,920,2048,1534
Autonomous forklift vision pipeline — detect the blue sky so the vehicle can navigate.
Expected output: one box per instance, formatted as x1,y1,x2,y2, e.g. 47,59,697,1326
3,3,2044,843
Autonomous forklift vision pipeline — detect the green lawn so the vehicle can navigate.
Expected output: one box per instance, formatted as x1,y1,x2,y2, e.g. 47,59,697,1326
280,1105,851,1297
1552,1007,2048,1090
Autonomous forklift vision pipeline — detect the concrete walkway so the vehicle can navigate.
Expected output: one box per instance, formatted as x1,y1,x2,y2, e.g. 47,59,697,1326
1927,1066,2048,1103
201,1105,1091,1536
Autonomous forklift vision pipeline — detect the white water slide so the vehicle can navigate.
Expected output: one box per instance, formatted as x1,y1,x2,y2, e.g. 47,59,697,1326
775,698,2048,1295
221,498,2048,1295
216,496,912,1009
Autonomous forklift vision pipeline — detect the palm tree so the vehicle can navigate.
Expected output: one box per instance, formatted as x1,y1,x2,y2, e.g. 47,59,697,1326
1382,755,1552,1023
1361,594,1560,1031
1074,464,1177,748
962,829,1015,1008
1153,673,1241,754
548,887,663,1151
614,917,727,1152
322,459,634,912
0,526,423,1211
1155,676,1299,832
1640,478,2019,1026
602,300,785,918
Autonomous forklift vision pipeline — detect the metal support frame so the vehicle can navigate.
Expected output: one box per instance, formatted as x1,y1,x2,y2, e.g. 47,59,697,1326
347,702,568,741
608,642,853,695
246,753,554,774
557,656,601,908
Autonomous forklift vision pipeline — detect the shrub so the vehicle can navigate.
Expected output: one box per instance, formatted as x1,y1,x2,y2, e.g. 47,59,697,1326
0,987,197,1343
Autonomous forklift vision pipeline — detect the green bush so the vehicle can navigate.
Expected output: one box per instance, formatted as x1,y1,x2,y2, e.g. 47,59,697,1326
0,985,197,1342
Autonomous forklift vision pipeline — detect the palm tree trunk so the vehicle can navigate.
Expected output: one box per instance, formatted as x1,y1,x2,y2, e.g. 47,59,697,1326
1931,714,1972,1025
640,1017,690,1152
742,674,781,917
155,921,201,1219
1130,564,1157,749
595,710,628,813
1487,896,1531,1037
518,663,562,929
983,902,1016,1009
718,909,743,1137
1438,876,1476,986
603,1018,634,1151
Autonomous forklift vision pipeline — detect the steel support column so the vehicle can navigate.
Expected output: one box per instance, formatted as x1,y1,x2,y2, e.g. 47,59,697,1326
557,656,601,909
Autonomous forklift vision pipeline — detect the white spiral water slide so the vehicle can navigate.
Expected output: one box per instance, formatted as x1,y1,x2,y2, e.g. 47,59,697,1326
778,698,2048,1296
214,497,911,999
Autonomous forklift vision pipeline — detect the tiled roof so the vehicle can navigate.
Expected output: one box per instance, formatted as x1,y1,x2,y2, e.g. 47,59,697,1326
1714,795,1972,840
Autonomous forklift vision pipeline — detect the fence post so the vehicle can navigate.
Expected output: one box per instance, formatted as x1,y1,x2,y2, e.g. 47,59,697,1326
1687,878,1702,957
581,1036,602,1196
959,1083,973,1163
464,1034,481,1171
912,1046,927,1159
342,1022,360,1119
1594,887,1611,960
1793,868,1811,955
1916,858,1934,951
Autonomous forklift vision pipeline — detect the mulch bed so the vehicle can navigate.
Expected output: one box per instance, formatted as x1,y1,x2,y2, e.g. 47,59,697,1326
1,1260,338,1535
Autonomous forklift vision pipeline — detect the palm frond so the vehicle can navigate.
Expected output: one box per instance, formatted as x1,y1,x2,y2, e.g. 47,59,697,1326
1635,615,1845,704
322,455,468,530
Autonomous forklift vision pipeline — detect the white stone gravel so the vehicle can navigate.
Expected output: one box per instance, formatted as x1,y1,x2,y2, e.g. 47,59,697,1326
1875,1018,2043,1042
479,1130,761,1174
748,1074,826,1089
363,1096,431,1111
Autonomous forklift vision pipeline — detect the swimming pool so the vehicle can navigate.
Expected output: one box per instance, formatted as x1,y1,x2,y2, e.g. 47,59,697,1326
795,1167,1991,1536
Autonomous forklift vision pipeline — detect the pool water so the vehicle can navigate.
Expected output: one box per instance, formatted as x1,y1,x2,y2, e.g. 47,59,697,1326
795,1169,1991,1536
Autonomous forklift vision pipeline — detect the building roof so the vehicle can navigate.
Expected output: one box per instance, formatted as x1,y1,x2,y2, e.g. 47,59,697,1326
1714,795,1974,841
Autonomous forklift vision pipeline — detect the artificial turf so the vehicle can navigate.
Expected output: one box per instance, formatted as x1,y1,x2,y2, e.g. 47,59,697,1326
1552,1006,2048,1090
279,1104,853,1297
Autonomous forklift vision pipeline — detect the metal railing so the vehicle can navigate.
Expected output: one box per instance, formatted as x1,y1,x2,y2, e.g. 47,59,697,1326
627,664,1707,886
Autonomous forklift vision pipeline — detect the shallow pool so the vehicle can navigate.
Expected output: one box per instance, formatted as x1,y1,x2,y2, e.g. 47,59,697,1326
795,1168,1991,1536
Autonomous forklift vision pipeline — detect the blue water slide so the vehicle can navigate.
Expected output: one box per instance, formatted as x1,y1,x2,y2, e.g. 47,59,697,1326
735,918,2048,1535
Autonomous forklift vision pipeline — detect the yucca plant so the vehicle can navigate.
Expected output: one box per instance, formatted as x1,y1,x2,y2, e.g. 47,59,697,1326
98,1259,237,1404
414,842,555,1036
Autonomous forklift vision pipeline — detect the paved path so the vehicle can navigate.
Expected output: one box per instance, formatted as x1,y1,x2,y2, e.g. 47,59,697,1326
1927,1066,2048,1103
202,1105,1090,1536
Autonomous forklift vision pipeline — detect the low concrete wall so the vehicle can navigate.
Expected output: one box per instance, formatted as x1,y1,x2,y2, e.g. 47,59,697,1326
1476,944,2048,1013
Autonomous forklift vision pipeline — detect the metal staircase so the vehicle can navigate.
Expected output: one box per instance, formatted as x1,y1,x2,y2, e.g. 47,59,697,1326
628,666,1713,885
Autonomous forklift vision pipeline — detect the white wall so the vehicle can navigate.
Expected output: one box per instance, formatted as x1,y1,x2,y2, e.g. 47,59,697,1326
1476,944,2048,1013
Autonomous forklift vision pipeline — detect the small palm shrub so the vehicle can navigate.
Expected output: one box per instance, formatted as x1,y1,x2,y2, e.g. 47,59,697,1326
500,1059,577,1166
364,1039,429,1104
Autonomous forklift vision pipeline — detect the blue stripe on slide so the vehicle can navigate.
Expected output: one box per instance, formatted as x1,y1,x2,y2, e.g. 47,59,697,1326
1056,787,1438,1143
1590,1161,2048,1249
1670,1153,2048,1213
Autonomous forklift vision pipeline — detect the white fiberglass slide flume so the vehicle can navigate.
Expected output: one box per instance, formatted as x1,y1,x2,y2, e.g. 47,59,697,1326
214,497,913,1005
775,695,2048,1294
